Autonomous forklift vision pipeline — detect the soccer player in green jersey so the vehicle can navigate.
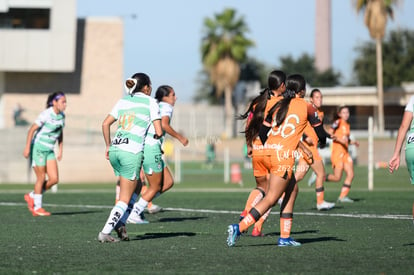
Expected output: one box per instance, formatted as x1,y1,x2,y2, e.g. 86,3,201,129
23,92,67,216
98,73,163,243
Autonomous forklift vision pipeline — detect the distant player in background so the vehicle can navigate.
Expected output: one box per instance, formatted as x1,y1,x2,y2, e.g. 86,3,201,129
294,88,335,210
388,95,414,224
98,73,162,243
23,92,67,216
326,105,359,203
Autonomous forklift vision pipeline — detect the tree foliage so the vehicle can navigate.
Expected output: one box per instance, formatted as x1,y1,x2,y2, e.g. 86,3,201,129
278,53,341,87
353,29,414,86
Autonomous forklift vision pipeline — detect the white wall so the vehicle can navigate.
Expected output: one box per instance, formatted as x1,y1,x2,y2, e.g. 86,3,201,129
0,0,76,72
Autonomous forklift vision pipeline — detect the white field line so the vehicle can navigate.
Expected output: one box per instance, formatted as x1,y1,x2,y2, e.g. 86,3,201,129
1,202,412,220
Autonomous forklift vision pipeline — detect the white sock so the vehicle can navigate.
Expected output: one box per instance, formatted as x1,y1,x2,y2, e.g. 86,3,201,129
133,197,148,215
119,193,138,225
101,201,128,234
33,194,42,210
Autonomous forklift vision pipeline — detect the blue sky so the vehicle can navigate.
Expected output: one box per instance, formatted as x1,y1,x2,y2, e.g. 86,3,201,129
77,0,414,102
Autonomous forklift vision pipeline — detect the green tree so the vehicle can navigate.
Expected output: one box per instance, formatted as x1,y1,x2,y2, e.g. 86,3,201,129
354,0,400,133
279,53,341,87
353,29,414,87
201,8,254,138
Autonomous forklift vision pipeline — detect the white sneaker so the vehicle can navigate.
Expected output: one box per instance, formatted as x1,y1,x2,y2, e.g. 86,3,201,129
147,204,162,214
337,196,354,203
127,210,149,224
317,200,335,211
307,172,317,186
98,232,119,243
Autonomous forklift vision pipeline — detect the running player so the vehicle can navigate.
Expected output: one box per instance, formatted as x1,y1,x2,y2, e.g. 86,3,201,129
126,85,189,224
388,95,414,224
326,105,359,203
295,88,335,210
98,73,162,243
23,92,67,216
237,70,286,237
227,74,329,247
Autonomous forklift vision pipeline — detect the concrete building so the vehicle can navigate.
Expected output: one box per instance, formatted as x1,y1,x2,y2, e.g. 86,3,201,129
0,0,123,183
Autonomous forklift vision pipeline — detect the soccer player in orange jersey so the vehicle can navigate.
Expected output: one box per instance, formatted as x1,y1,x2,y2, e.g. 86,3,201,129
237,70,286,237
227,74,329,247
294,89,335,210
326,105,359,203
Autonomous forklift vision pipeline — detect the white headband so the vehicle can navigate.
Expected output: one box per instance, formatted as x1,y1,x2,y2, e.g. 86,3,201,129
124,78,137,95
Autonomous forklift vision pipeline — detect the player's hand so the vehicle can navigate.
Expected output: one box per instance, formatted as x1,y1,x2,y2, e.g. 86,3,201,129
105,147,110,160
181,137,189,146
388,156,400,173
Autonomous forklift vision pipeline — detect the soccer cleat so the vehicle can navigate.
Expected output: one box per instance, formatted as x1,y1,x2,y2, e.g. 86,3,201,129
337,196,354,203
98,232,119,243
115,225,129,241
307,172,317,186
32,208,51,216
24,193,34,212
277,237,301,247
226,224,241,247
317,200,335,211
127,211,149,224
147,204,162,214
251,227,263,237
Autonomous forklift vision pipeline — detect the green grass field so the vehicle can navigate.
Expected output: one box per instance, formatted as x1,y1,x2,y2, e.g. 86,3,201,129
0,164,413,274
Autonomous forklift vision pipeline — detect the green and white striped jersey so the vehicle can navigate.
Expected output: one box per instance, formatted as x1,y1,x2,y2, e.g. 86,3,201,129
33,107,65,151
109,93,161,154
145,101,173,146
405,96,414,149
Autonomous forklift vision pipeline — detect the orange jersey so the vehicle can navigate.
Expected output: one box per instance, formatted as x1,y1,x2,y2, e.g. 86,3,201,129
264,97,309,157
252,95,283,156
303,104,324,147
331,118,350,153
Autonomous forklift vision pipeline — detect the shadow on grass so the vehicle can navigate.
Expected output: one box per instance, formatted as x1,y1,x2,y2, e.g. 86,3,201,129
157,216,207,223
247,236,345,247
264,229,319,237
51,210,102,216
132,232,196,241
403,243,414,246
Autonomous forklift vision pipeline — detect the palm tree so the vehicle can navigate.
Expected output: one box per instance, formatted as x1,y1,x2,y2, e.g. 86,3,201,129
354,0,399,134
201,8,254,138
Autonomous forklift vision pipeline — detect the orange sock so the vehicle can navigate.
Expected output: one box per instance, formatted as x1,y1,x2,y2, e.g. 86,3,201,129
254,207,271,232
339,183,351,199
244,188,264,212
239,213,257,233
239,208,261,232
280,215,293,238
315,187,324,205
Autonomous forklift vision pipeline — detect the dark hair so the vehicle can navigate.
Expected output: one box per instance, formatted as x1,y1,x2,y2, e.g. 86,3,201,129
310,88,321,98
240,70,286,145
46,91,65,108
333,105,348,120
126,73,151,94
155,85,173,102
267,74,306,126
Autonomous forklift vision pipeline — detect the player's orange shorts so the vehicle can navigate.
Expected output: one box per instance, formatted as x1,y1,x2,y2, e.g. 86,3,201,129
331,150,353,169
252,154,294,179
